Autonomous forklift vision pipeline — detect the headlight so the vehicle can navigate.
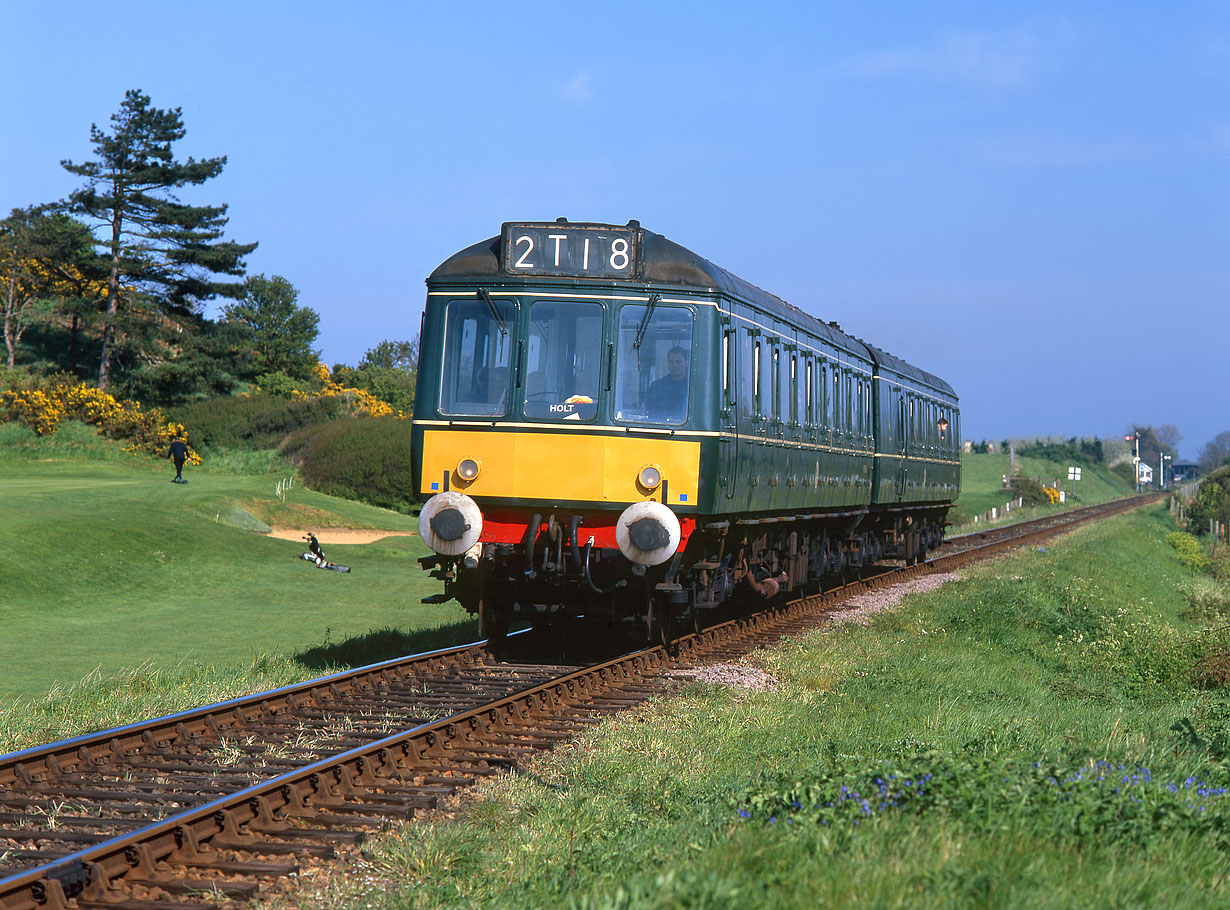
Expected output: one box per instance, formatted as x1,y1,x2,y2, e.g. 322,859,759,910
457,457,481,482
637,463,662,492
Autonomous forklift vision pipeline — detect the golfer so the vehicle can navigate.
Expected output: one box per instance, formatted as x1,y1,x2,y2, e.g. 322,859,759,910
168,436,189,484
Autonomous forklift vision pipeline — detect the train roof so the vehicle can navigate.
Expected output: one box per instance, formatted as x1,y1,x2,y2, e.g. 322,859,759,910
429,221,956,402
859,342,957,400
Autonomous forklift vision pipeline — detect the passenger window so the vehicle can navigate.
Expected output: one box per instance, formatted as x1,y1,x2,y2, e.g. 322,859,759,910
741,330,756,419
439,298,514,417
761,340,773,418
856,380,863,440
753,340,762,415
777,349,787,425
523,300,603,421
721,329,730,399
801,359,811,425
831,370,840,436
614,303,693,425
845,373,853,438
820,362,829,432
772,347,781,422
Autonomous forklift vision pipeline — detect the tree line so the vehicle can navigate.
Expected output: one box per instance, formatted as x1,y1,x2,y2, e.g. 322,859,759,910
1,89,415,412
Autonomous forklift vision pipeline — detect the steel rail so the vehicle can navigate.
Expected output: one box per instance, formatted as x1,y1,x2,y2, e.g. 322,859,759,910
0,642,505,789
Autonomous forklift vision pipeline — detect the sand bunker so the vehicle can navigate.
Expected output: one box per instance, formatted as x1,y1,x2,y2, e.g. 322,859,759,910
267,528,417,544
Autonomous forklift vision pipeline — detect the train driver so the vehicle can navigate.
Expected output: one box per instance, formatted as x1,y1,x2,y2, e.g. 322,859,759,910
645,346,690,422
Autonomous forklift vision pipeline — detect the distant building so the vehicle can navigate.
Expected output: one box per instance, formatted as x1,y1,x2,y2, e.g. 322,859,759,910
1172,461,1199,483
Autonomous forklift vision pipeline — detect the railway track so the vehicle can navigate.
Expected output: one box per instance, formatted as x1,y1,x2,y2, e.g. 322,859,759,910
0,494,1159,910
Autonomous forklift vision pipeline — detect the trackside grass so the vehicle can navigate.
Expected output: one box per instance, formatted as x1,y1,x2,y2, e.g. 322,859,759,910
280,504,1230,909
951,451,1133,530
0,423,474,735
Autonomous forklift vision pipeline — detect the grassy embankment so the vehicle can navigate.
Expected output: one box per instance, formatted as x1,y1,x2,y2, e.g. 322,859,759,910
286,503,1230,908
0,422,471,748
951,451,1133,530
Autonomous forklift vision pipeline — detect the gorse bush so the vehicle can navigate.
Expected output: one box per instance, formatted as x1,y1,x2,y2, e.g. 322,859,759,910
0,373,199,462
1168,531,1212,573
286,362,399,418
283,416,414,512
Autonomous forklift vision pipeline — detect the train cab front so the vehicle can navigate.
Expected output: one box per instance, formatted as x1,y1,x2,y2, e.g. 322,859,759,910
411,226,712,641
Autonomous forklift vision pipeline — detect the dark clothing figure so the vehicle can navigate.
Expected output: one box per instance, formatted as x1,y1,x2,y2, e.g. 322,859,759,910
644,346,690,422
305,533,325,564
645,374,689,421
168,439,189,483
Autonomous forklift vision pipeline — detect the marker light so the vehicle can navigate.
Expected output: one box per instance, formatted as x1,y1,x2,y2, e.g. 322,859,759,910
457,458,481,482
637,464,662,491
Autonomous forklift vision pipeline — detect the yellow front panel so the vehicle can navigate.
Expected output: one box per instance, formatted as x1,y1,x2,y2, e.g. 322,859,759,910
421,430,701,506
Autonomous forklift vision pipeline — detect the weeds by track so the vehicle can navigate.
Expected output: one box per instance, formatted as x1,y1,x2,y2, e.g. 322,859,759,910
0,495,1158,910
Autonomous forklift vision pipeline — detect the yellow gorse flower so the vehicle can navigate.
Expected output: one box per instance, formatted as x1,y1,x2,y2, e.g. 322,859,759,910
273,361,404,419
1,377,201,464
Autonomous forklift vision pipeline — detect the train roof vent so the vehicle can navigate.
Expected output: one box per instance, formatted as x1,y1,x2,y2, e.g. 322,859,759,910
627,219,640,228
556,216,568,223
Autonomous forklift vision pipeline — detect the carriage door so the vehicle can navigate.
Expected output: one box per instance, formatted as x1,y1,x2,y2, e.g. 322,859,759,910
720,310,738,497
895,389,908,500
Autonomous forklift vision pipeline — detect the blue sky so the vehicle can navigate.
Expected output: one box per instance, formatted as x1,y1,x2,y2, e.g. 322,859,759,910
3,2,1226,457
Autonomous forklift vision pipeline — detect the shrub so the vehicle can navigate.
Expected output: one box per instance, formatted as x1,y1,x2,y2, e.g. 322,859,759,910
1180,577,1230,624
172,363,403,452
1186,466,1230,537
1167,532,1211,573
1213,551,1230,583
1192,628,1230,689
255,370,305,398
284,417,414,512
1009,475,1051,507
171,392,349,450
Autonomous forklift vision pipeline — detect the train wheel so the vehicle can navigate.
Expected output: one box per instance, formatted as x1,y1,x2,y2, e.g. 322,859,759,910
645,596,671,647
478,598,509,645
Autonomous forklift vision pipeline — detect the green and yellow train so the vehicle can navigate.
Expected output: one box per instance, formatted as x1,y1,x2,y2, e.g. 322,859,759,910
413,220,960,641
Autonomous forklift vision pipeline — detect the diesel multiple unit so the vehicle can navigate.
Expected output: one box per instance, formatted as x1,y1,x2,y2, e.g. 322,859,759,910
413,220,960,641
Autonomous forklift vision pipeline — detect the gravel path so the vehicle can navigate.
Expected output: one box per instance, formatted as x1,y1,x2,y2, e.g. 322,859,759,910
827,571,963,626
676,571,963,690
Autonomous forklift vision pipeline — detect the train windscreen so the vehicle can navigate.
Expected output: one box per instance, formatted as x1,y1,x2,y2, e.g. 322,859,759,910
439,298,514,417
522,300,603,420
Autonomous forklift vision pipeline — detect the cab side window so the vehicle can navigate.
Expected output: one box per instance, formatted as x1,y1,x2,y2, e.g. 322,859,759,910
439,299,514,417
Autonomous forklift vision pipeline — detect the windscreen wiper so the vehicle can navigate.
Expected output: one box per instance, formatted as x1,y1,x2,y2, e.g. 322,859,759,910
632,293,660,350
478,288,508,337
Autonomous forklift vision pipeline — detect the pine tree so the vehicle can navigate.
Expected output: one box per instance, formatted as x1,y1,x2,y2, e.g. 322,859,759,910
62,89,257,388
